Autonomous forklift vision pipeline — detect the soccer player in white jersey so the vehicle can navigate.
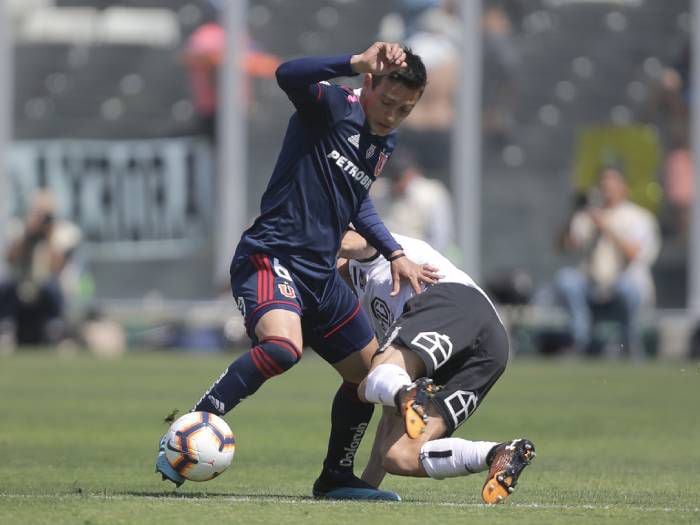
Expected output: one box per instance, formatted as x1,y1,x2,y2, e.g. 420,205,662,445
338,230,535,504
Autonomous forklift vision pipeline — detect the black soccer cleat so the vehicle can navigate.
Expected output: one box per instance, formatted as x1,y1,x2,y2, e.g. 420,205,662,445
481,438,535,504
394,378,439,438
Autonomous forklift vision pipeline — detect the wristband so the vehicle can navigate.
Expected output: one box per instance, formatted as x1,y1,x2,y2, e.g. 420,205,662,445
387,252,405,262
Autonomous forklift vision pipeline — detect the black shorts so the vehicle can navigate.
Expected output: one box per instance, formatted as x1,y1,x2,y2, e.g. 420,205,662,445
380,283,509,435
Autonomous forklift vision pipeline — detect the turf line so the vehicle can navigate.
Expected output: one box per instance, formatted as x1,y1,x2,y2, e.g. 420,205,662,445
1,493,698,513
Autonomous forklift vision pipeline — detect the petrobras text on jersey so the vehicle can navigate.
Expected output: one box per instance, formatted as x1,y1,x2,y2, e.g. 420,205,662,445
327,150,372,190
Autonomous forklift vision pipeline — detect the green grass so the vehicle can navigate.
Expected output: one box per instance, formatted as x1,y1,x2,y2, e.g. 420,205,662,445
1,352,699,524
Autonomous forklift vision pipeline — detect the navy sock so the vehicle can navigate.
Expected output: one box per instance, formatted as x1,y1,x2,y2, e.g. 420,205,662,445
322,381,374,475
193,337,301,415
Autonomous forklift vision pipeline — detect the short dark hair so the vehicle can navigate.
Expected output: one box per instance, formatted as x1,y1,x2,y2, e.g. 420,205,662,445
371,46,427,91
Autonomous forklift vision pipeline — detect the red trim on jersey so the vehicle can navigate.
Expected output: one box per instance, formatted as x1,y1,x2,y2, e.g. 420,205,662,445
315,83,323,101
250,255,263,304
323,301,361,338
261,255,274,302
259,255,270,302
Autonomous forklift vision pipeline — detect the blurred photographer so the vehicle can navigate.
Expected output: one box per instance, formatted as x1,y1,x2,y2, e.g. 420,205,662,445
553,166,661,358
0,191,81,345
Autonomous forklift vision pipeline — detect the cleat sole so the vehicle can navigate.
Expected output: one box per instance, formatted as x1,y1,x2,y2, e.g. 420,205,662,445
397,378,436,439
482,471,513,504
481,438,535,505
404,404,427,439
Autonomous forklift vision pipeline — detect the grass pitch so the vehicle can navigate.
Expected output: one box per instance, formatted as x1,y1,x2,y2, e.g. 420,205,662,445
1,351,699,524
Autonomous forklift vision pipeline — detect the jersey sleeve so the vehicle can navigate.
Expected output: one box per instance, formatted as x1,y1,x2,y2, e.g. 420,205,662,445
353,195,402,259
275,54,357,125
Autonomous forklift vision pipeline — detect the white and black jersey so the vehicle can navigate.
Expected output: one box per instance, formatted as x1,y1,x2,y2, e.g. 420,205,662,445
348,234,509,435
347,234,500,339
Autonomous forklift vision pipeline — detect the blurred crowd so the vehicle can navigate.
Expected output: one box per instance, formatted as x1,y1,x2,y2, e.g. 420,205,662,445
3,0,697,359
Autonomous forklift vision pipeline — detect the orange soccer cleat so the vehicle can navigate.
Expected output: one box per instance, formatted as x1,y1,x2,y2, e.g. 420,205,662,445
481,438,536,504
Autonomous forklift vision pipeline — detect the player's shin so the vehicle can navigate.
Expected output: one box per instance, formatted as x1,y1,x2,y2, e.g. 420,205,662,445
313,383,400,500
419,438,499,479
321,381,374,475
193,337,301,415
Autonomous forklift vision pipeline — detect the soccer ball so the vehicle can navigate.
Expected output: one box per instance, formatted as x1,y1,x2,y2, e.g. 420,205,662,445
164,411,235,481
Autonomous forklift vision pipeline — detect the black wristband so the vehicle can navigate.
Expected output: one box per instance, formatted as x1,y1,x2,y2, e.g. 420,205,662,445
387,252,405,262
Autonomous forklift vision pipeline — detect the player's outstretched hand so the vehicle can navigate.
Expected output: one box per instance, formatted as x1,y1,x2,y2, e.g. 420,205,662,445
351,42,407,76
390,254,441,296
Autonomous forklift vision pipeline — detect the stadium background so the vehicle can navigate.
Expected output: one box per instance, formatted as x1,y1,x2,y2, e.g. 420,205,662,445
2,2,700,524
2,0,698,358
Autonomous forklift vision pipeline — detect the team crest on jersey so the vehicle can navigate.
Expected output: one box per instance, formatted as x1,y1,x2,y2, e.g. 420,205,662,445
365,144,376,160
375,150,390,177
278,283,296,299
371,297,394,332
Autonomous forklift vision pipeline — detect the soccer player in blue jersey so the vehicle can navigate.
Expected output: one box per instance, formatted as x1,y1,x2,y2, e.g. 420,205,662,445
155,42,437,500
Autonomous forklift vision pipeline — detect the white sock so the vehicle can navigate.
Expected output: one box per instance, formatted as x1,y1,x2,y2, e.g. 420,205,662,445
420,438,499,479
363,363,412,406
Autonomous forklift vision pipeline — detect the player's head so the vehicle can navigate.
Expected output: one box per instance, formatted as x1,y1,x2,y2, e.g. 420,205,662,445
597,165,628,207
361,47,426,136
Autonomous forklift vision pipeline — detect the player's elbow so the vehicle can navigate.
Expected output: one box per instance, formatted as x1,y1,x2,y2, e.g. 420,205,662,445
275,61,293,90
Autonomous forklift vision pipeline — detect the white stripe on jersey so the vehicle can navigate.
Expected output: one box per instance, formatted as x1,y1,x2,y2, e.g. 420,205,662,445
347,234,502,338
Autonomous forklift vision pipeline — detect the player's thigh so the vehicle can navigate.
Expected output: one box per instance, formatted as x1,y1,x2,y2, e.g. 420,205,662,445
254,309,303,350
331,336,379,384
304,272,375,368
230,253,304,349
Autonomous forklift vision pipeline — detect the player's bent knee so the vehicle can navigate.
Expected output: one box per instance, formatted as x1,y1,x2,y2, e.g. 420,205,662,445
254,309,303,350
255,337,302,377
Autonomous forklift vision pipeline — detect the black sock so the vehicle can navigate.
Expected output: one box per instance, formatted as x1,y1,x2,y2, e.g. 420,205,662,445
322,381,374,476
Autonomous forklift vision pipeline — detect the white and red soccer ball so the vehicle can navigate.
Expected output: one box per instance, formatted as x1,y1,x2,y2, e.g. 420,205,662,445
164,412,235,481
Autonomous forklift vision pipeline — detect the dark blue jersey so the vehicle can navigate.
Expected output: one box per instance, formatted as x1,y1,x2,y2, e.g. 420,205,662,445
236,54,401,282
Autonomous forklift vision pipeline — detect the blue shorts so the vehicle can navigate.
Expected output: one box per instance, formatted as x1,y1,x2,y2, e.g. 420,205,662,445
230,252,375,364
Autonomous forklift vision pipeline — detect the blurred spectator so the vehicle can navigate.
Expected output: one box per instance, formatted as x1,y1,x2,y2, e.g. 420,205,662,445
552,166,661,358
481,3,520,149
0,191,82,345
658,40,693,239
370,149,454,253
379,0,460,183
663,147,693,237
182,4,279,144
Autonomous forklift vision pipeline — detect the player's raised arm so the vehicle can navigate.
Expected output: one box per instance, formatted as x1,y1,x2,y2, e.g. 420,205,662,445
352,195,440,295
275,42,409,121
275,54,356,119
